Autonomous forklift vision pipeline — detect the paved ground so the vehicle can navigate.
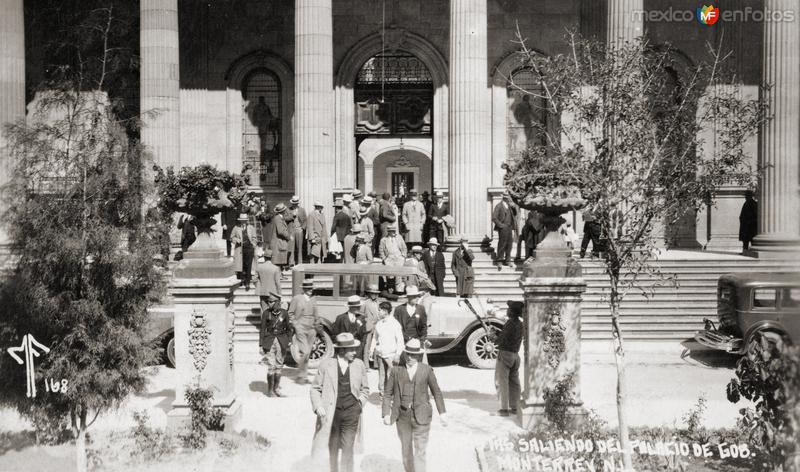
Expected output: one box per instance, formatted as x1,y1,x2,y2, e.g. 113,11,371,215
0,341,746,472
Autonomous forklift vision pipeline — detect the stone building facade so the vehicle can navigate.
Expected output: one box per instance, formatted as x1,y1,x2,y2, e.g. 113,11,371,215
1,0,798,255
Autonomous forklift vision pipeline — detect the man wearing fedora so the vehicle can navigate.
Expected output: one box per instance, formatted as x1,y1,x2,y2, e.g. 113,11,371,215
451,235,475,297
356,200,375,248
361,284,382,362
343,223,361,265
402,189,426,250
255,248,281,315
331,199,352,261
285,195,307,267
310,333,370,472
492,192,515,267
270,202,291,271
428,192,449,246
393,286,427,345
382,338,448,472
332,295,368,360
307,202,328,263
422,238,446,297
231,213,259,290
492,301,524,416
379,226,407,267
349,190,363,224
289,279,319,383
260,292,292,397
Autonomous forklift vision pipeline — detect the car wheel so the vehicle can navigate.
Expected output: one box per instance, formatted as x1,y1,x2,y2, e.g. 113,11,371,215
165,335,176,368
290,330,334,369
466,327,499,369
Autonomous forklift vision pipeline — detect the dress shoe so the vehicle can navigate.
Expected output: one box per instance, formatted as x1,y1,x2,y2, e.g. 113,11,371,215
497,409,510,417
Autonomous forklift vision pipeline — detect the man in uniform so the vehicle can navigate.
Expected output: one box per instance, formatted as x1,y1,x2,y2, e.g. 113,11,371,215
260,296,292,397
289,279,319,383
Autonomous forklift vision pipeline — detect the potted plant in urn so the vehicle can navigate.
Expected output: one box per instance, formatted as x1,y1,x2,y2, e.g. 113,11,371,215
155,164,251,277
503,145,586,277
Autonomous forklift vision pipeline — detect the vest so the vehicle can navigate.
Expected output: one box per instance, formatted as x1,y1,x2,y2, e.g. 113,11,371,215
336,363,358,411
400,368,416,409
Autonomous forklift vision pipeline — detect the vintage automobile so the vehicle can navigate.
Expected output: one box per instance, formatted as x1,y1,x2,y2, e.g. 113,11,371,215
287,263,506,369
694,272,800,354
146,306,175,367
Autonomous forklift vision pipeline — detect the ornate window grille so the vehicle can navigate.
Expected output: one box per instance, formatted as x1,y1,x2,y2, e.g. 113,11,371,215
242,69,281,187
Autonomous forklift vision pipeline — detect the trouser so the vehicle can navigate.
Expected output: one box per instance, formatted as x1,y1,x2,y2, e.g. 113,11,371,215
495,350,521,411
263,341,284,374
329,404,361,472
292,327,317,372
242,245,255,284
362,331,374,365
432,224,445,247
396,408,431,472
496,227,513,263
377,355,394,396
225,239,232,257
291,228,304,265
580,222,601,257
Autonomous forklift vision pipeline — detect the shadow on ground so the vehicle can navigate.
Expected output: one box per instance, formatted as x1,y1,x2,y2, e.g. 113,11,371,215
141,388,176,412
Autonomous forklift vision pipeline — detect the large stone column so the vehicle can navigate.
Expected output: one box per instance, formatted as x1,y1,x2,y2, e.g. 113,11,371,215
449,0,492,242
749,0,800,257
140,0,180,170
295,0,335,219
606,0,643,46
0,0,25,247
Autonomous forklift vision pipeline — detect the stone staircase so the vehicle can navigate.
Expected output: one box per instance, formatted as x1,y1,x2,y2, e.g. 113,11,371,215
171,245,798,363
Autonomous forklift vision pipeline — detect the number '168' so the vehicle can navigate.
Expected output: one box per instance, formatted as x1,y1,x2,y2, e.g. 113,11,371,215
43,378,69,394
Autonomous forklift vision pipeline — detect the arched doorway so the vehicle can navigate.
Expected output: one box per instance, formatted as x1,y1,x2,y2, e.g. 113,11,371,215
354,51,433,205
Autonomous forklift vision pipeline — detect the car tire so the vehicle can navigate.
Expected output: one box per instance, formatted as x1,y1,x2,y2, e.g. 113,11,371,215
290,330,334,369
466,327,499,370
165,334,176,368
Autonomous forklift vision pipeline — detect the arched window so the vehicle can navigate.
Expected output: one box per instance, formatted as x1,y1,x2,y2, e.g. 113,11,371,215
506,68,548,159
242,69,281,187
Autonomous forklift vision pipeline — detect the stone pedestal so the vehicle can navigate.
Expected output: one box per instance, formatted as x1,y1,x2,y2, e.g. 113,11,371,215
448,0,492,243
168,223,240,430
518,210,586,429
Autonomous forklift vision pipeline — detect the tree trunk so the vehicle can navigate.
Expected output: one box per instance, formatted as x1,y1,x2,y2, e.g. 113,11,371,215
609,286,634,471
74,405,88,472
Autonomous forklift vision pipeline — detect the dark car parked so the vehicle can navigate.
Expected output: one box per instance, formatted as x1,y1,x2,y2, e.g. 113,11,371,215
695,272,800,354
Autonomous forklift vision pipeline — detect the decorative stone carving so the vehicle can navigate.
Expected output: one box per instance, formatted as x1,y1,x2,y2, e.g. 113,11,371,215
227,305,236,368
384,25,408,52
188,310,212,372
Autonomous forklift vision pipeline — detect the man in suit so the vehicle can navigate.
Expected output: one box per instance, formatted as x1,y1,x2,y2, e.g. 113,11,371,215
491,301,524,416
382,338,448,472
310,333,370,472
231,213,259,290
306,202,328,263
393,286,427,343
361,284,382,363
349,190,363,224
290,279,319,383
255,249,282,315
580,208,602,259
331,199,352,261
221,208,238,257
270,203,291,271
260,294,292,397
421,238,446,297
332,295,368,360
492,192,515,267
379,192,397,243
428,192,449,245
286,195,307,267
451,235,475,297
402,189,426,249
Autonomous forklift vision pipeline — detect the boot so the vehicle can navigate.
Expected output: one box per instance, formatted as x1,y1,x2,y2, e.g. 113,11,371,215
266,374,274,397
272,373,284,397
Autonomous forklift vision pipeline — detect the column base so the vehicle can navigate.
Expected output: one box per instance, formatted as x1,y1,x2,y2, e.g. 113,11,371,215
167,395,242,432
746,233,800,259
518,402,588,431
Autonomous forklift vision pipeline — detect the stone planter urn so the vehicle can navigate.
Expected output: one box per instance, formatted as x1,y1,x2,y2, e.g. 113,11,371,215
159,166,244,431
511,187,588,429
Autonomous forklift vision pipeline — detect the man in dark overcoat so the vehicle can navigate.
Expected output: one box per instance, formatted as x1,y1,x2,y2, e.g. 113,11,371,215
421,237,446,297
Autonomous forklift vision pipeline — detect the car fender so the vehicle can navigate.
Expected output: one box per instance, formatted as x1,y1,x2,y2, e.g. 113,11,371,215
426,317,505,354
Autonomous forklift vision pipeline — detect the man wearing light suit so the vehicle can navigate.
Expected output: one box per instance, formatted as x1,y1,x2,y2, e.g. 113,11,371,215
289,279,319,383
382,339,447,472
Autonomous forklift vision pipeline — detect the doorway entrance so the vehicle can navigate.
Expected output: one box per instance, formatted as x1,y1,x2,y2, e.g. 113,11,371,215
353,51,433,202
